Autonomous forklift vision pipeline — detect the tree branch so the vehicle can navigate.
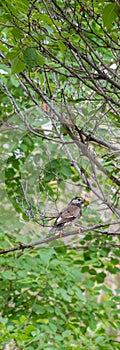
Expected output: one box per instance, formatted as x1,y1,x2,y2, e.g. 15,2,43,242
0,220,120,255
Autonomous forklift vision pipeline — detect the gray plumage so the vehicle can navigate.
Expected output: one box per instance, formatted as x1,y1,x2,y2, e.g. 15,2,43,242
49,197,88,233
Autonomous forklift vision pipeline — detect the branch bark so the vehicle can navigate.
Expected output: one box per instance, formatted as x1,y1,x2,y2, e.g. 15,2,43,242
0,220,120,255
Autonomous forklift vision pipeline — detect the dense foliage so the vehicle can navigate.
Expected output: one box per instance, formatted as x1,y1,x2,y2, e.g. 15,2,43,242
0,0,120,349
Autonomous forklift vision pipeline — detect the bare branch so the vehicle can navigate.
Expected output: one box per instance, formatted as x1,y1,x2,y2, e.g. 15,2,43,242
0,220,120,255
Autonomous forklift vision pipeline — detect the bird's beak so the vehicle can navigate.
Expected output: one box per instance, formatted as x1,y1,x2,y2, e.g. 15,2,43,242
84,198,90,203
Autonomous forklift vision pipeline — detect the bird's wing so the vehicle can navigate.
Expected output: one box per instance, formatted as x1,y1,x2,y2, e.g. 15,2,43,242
55,205,81,226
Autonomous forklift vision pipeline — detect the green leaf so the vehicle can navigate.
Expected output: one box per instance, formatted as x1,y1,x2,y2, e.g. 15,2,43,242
6,0,29,14
39,248,55,265
59,288,71,302
37,54,45,66
23,48,39,69
11,56,25,74
11,28,24,39
96,272,106,283
57,40,66,55
62,330,71,337
38,14,53,26
102,3,118,30
2,270,16,280
5,49,20,62
73,286,86,301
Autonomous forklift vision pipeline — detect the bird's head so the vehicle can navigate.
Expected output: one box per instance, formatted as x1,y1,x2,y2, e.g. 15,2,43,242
70,196,90,207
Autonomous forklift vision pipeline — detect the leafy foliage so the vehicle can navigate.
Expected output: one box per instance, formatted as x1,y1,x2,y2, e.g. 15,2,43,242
0,0,120,348
0,243,120,349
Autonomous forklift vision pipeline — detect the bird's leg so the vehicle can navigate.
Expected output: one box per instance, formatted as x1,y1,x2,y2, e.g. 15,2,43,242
60,231,63,239
78,227,81,234
74,224,81,234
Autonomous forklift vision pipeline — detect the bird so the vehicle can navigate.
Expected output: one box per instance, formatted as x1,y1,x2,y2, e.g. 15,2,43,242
49,196,90,237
